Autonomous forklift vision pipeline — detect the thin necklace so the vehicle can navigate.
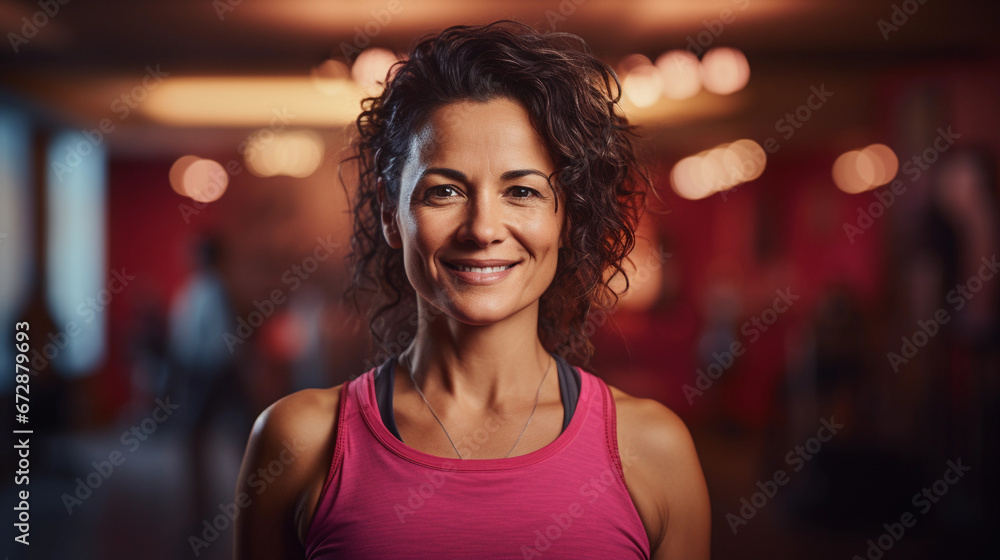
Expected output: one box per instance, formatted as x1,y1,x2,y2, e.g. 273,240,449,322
406,354,552,460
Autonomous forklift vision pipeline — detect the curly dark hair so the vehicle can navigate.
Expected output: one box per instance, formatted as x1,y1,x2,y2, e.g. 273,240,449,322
344,20,648,365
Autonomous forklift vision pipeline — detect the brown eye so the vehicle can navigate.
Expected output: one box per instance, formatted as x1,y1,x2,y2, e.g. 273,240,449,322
509,186,541,198
427,185,459,199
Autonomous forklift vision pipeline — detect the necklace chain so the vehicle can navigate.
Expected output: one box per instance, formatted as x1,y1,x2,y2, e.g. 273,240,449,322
406,354,552,460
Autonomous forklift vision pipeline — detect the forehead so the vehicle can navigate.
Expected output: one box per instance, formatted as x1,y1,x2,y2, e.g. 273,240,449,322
409,98,555,171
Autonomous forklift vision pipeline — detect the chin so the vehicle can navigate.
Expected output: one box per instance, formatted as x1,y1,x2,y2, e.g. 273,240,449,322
428,295,532,327
443,305,514,326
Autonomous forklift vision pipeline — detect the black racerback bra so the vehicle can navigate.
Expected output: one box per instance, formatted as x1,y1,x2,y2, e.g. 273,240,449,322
373,353,581,441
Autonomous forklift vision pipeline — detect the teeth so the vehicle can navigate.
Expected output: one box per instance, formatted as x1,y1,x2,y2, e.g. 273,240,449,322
457,265,510,273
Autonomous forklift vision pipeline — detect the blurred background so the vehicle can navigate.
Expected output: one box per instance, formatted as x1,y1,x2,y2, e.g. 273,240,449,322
1,0,998,558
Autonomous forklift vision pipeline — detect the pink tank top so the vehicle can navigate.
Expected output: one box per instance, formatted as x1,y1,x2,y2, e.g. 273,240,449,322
304,363,652,559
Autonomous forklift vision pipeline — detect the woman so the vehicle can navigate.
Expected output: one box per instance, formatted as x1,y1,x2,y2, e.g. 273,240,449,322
235,21,710,559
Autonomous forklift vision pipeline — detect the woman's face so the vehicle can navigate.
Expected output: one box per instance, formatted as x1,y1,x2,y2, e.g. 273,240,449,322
382,97,565,326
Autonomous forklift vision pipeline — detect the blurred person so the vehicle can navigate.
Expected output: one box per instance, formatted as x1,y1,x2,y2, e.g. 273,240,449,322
168,233,248,525
929,147,999,339
235,21,710,560
125,290,171,412
916,147,999,452
916,147,1000,548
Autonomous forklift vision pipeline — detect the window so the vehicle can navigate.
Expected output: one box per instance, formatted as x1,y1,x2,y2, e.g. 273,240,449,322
45,130,108,376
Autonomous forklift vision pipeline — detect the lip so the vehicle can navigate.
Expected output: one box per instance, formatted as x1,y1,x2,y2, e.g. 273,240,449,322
445,259,519,268
442,259,520,285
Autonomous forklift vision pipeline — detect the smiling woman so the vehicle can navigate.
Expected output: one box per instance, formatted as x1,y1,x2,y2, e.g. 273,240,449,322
234,20,710,560
353,22,646,361
385,98,565,327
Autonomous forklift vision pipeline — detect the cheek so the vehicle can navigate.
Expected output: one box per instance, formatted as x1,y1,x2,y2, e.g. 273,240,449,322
536,209,564,243
520,211,564,263
399,211,448,276
406,211,447,251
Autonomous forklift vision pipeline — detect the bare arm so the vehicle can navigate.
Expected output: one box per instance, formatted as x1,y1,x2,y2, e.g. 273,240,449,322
613,388,711,560
233,387,340,560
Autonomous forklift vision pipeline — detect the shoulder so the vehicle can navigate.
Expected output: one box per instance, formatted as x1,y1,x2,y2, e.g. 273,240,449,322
234,384,346,558
252,385,344,449
607,385,694,460
606,384,711,560
247,384,346,503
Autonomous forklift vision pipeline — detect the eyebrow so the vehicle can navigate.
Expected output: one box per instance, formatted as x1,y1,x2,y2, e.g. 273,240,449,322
420,167,551,182
500,169,551,182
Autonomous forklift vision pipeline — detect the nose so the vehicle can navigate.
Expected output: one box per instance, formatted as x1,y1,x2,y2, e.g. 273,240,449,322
456,193,506,247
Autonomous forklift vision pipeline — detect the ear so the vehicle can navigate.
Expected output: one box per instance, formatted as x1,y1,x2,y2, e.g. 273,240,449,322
378,179,403,249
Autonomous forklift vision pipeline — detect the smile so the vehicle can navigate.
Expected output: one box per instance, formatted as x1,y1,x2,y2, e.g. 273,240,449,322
446,263,516,273
442,260,520,285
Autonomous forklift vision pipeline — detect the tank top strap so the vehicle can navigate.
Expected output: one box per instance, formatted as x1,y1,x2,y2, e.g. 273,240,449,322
309,368,366,527
594,370,631,492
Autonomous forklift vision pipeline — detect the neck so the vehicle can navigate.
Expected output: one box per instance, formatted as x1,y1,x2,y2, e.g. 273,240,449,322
400,298,552,414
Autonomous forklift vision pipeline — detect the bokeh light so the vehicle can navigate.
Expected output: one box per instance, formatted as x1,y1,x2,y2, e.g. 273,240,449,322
168,155,201,197
311,59,352,97
833,143,899,193
620,54,663,107
671,139,767,200
655,50,702,100
351,48,400,95
245,130,325,178
865,143,899,185
183,158,229,203
700,47,750,95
